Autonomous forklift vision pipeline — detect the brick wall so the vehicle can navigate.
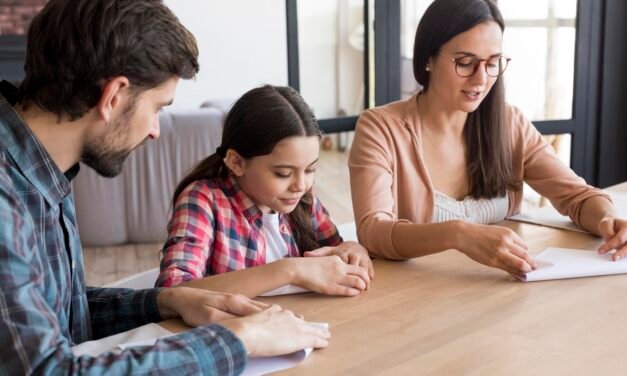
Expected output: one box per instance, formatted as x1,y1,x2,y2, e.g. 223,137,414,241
0,0,47,35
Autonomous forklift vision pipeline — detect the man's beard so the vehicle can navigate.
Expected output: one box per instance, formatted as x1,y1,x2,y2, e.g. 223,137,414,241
81,144,133,178
81,99,139,178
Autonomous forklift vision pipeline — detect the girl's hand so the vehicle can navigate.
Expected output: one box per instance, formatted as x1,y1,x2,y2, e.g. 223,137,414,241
458,222,536,276
290,256,370,296
597,216,627,260
304,241,375,281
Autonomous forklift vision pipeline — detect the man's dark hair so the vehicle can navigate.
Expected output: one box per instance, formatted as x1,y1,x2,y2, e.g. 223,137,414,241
17,0,199,120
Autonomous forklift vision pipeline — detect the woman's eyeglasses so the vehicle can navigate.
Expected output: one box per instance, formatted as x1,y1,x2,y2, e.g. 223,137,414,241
451,55,511,78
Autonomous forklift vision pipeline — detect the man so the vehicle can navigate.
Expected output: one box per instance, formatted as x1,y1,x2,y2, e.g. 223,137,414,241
0,0,329,374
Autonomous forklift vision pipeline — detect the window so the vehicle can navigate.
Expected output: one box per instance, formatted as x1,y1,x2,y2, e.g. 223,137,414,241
297,0,366,119
400,0,578,122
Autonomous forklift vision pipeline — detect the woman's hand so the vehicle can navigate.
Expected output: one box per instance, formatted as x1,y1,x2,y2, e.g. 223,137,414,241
221,305,330,357
289,256,370,296
304,241,375,280
597,216,627,260
458,222,537,276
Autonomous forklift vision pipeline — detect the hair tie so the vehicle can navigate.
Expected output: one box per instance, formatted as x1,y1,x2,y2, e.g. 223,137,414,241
215,146,226,158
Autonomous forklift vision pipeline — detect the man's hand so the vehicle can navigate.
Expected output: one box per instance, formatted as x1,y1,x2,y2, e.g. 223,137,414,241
220,305,330,357
157,287,268,327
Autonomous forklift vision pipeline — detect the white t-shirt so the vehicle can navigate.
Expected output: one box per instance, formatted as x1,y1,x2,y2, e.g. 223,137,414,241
262,212,290,263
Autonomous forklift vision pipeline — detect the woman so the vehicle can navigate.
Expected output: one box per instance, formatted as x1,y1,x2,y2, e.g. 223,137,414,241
349,0,626,276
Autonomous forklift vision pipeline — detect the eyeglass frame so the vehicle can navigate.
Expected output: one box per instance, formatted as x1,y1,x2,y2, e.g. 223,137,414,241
449,54,511,78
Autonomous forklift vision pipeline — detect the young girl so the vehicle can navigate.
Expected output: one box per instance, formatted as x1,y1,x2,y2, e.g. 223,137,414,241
156,85,374,297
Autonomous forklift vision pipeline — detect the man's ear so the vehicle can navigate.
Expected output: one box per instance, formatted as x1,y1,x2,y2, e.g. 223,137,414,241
97,77,130,124
223,149,247,177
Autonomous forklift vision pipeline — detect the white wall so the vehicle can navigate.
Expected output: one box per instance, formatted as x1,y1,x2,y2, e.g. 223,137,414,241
298,0,364,119
164,0,288,111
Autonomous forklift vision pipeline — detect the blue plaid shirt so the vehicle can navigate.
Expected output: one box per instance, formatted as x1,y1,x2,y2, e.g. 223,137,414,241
0,82,246,375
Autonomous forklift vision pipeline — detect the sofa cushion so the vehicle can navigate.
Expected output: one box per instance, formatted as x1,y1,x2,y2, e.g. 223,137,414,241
73,108,224,246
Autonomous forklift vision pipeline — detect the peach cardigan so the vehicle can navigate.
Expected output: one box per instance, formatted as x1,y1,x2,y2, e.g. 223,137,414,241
348,93,609,260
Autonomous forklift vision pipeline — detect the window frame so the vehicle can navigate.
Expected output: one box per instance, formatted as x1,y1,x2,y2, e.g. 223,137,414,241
285,0,603,184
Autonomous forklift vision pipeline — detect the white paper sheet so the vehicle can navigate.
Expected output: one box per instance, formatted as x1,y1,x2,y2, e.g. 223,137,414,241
242,322,328,376
71,323,173,357
519,247,627,282
113,322,328,376
509,190,627,233
259,284,309,296
509,206,585,233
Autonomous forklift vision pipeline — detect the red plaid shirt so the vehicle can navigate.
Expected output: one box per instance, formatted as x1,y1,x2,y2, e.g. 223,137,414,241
157,176,342,287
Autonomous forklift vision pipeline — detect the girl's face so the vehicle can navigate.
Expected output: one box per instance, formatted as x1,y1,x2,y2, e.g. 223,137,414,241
231,136,320,214
427,21,503,113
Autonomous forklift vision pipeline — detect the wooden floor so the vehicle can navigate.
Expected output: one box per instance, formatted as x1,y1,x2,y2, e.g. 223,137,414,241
83,149,354,286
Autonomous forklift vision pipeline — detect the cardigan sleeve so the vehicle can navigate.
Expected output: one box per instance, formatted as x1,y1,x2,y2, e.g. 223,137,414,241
511,106,611,228
348,109,410,259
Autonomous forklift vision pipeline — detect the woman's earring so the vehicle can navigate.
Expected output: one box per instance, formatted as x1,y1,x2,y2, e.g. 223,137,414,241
425,66,431,72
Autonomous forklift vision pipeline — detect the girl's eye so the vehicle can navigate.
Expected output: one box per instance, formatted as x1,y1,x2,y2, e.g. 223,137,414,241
275,172,291,178
305,169,316,174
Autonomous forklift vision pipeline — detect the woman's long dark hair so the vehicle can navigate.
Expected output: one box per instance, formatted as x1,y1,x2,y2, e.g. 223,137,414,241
172,85,322,253
413,0,519,199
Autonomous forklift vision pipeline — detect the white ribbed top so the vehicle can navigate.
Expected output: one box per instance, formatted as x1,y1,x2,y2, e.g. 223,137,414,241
432,190,509,224
262,212,289,263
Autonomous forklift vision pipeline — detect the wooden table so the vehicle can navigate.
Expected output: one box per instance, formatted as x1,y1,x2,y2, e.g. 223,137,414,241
167,183,627,375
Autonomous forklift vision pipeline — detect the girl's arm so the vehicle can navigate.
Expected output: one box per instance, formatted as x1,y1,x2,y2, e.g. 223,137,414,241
181,257,370,298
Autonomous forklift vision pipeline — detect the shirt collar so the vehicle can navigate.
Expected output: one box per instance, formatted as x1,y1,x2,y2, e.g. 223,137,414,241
0,81,79,207
219,175,263,222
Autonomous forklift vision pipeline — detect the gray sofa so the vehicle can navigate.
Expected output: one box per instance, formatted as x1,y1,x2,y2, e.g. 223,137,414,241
73,107,227,247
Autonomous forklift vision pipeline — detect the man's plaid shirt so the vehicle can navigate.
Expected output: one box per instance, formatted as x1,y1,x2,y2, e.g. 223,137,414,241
0,82,246,375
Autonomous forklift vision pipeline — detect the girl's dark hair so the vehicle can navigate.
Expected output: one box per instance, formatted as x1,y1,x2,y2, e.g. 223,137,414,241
413,0,519,198
172,85,322,253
